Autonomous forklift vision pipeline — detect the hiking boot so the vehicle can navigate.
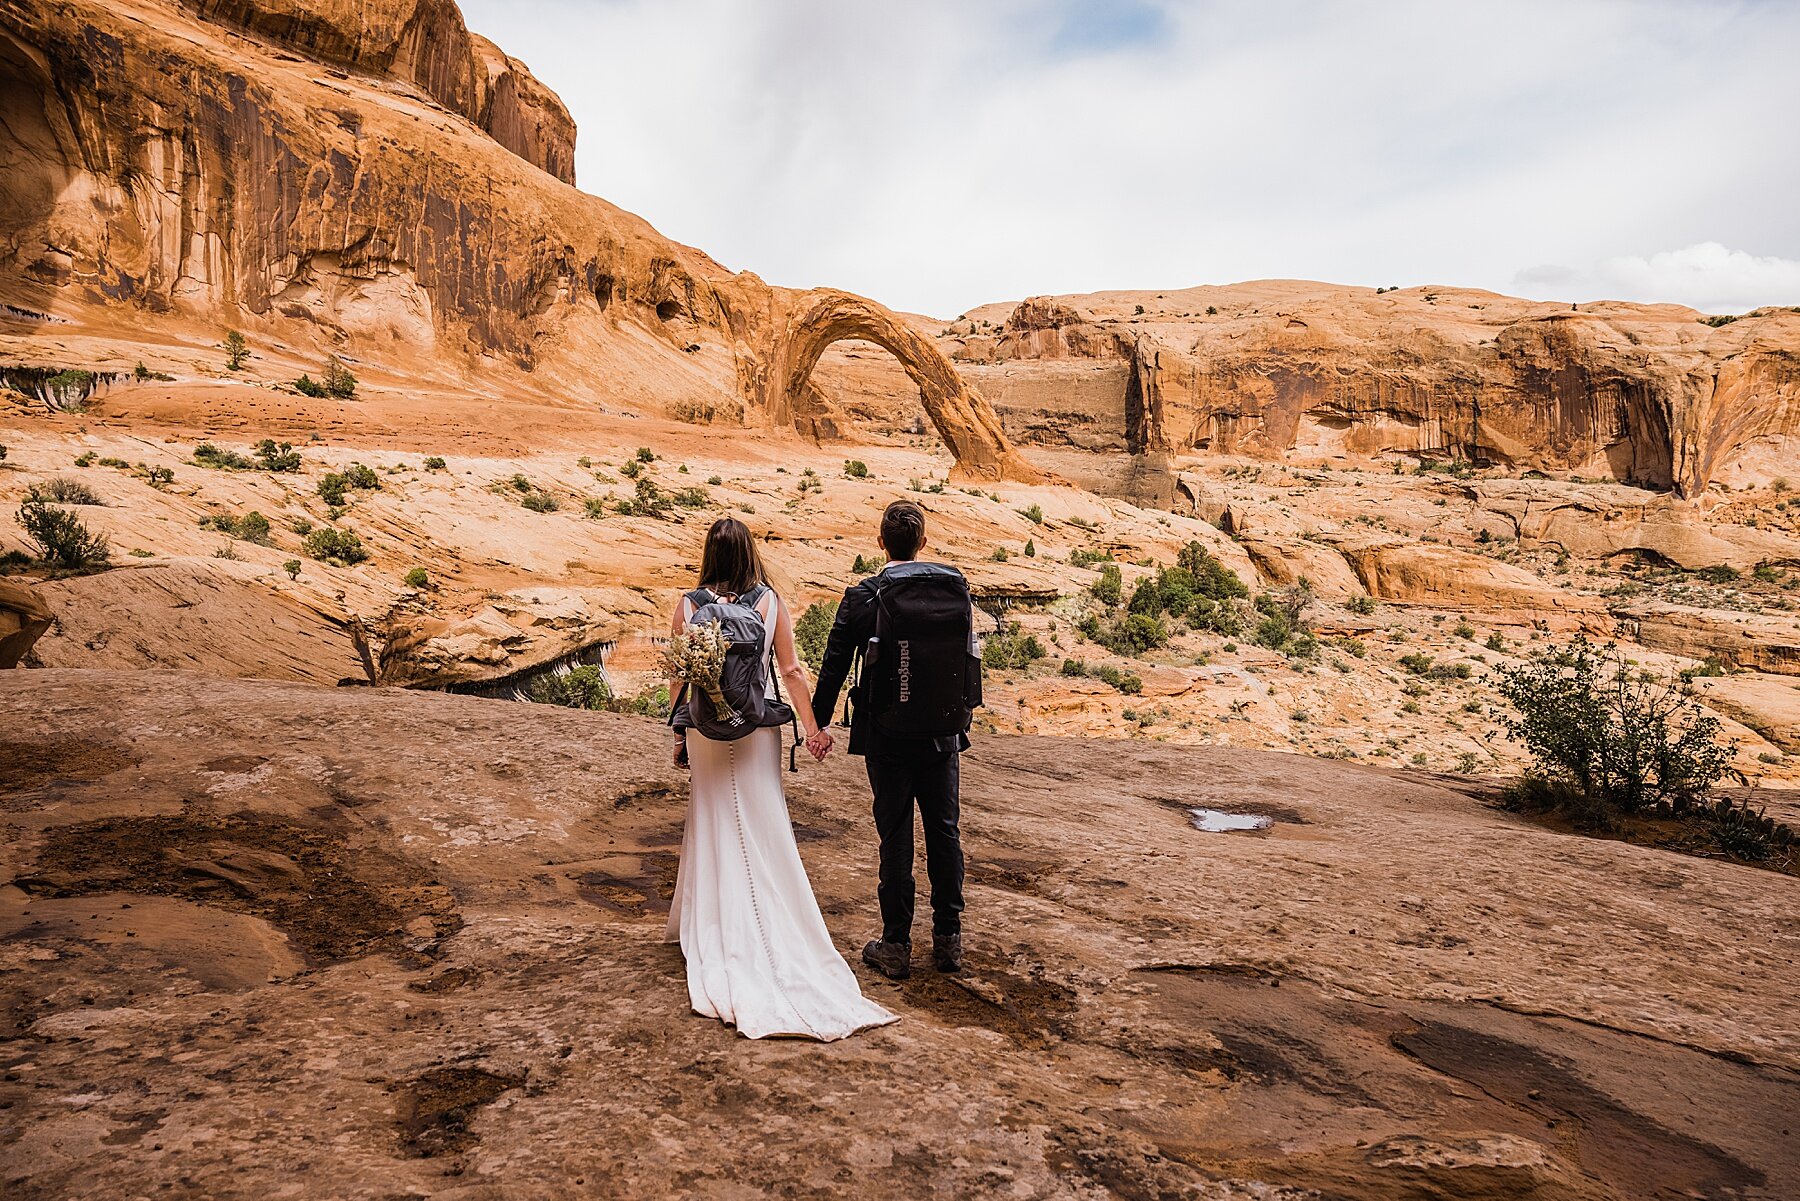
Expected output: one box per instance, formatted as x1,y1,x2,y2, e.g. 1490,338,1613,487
861,939,911,980
932,932,963,973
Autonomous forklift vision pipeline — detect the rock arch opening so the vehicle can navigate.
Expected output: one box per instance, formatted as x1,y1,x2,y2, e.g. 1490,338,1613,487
764,290,1044,483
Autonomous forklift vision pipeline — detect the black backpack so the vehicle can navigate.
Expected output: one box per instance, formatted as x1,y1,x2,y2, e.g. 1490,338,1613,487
670,585,797,747
861,564,982,740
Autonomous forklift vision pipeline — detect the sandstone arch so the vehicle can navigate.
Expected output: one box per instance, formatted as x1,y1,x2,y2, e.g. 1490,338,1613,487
762,290,1045,483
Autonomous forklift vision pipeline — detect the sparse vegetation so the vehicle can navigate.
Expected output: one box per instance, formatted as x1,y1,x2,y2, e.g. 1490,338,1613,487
424,456,447,471
1346,594,1377,615
202,510,273,545
255,440,302,472
852,553,884,575
283,559,301,579
1018,503,1044,525
404,567,430,589
521,490,559,513
843,460,870,479
636,447,656,463
28,478,103,506
193,442,256,470
223,330,249,371
322,356,356,398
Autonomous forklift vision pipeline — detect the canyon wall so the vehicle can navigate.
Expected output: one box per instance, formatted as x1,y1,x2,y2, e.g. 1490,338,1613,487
949,285,1800,498
0,0,1035,480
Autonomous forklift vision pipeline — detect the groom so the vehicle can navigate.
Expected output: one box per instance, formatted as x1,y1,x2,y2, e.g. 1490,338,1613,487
807,500,976,979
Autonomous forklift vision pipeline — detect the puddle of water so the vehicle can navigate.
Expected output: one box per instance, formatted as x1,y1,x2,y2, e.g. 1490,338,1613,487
1189,808,1274,833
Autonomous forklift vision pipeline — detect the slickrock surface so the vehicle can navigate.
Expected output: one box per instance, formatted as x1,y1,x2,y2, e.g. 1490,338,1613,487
2,669,1797,1199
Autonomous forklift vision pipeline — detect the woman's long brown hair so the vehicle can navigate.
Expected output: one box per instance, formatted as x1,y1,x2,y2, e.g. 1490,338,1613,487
697,517,766,597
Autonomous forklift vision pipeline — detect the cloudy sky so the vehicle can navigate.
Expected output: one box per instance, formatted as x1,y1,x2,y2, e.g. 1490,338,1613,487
462,0,1800,318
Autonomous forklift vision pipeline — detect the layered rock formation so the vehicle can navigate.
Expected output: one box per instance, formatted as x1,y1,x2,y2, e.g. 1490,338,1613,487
951,284,1800,498
0,0,1036,481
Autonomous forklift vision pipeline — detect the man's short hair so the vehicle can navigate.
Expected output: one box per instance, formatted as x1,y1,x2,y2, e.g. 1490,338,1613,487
880,500,926,561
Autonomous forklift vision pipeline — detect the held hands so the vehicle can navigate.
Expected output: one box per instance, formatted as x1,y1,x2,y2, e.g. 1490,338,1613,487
804,727,835,762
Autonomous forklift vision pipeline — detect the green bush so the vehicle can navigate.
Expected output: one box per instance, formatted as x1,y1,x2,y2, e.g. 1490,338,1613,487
424,456,447,471
404,567,430,589
619,459,643,479
1399,652,1435,675
317,474,348,506
1128,576,1162,617
1089,562,1123,606
1080,611,1168,657
632,478,673,518
1495,637,1729,822
302,526,369,566
293,374,327,398
990,546,1009,562
73,451,96,467
283,559,301,579
342,463,380,490
528,664,613,709
255,439,302,472
1346,594,1377,615
521,491,559,513
1060,658,1089,677
193,442,256,470
17,498,110,568
1018,503,1043,525
583,498,608,519
1024,539,1036,558
843,460,870,478
794,599,838,671
852,553,885,575
29,478,103,505
707,475,723,486
1092,664,1143,694
982,622,1046,670
1485,632,1506,652
636,447,656,462
1178,541,1249,601
1069,548,1110,569
674,486,709,508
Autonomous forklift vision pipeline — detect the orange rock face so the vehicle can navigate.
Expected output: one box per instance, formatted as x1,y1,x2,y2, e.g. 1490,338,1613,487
953,284,1800,498
0,0,1037,481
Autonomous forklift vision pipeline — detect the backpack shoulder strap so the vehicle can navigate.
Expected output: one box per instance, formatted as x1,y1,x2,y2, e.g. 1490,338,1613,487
685,587,717,608
739,583,771,612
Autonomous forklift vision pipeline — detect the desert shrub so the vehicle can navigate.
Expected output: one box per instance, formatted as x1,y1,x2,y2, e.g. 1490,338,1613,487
707,475,723,486
794,599,838,671
1092,664,1143,694
73,451,96,467
1494,637,1729,821
283,559,301,579
1019,503,1044,525
1453,621,1476,640
798,468,822,494
213,544,242,560
1024,539,1036,558
29,478,103,505
17,498,110,568
583,498,608,519
193,442,256,470
255,439,302,472
982,622,1046,671
1069,548,1111,568
404,567,430,589
843,460,870,478
1089,562,1123,606
1429,662,1474,680
290,517,314,536
1187,595,1243,635
619,459,642,479
1060,658,1089,677
137,464,174,488
0,445,6,461
134,361,173,382
1177,541,1249,601
97,457,128,468
424,456,447,471
528,664,612,709
509,473,533,493
990,546,1009,562
322,356,356,398
223,330,249,370
628,478,670,518
674,486,709,508
1485,632,1506,652
293,374,326,398
342,463,380,490
222,511,273,545
635,447,656,462
302,526,369,566
521,491,559,513
852,553,885,575
317,474,348,506
1699,565,1740,584
1346,594,1377,615
1399,652,1434,675
1079,611,1168,657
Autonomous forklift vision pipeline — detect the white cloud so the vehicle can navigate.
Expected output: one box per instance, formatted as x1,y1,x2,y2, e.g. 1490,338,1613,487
1515,243,1800,314
463,0,1800,317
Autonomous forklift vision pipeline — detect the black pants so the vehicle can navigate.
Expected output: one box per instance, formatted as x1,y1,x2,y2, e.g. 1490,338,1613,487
865,745,964,945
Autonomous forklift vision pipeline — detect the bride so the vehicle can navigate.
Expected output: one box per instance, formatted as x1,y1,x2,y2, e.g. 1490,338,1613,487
664,517,898,1040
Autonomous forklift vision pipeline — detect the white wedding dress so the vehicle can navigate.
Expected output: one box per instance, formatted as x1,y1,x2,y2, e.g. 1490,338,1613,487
665,592,898,1041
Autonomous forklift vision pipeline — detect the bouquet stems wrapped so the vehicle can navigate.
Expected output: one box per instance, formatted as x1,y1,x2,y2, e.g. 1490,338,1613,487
661,621,738,724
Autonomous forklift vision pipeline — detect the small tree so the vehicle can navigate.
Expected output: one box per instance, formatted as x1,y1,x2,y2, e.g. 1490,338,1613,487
283,559,301,579
404,567,430,589
794,599,838,671
322,356,356,399
224,330,249,371
18,498,110,568
1494,638,1729,821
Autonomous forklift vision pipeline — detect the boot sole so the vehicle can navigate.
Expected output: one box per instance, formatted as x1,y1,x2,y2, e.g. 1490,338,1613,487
863,957,910,980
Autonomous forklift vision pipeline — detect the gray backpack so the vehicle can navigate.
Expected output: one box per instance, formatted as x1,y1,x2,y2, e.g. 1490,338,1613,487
670,584,797,748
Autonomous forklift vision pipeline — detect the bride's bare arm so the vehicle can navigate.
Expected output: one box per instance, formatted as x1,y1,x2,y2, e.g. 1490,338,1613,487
770,595,823,741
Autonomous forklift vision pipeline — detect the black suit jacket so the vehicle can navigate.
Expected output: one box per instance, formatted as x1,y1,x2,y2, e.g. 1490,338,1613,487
811,562,973,757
